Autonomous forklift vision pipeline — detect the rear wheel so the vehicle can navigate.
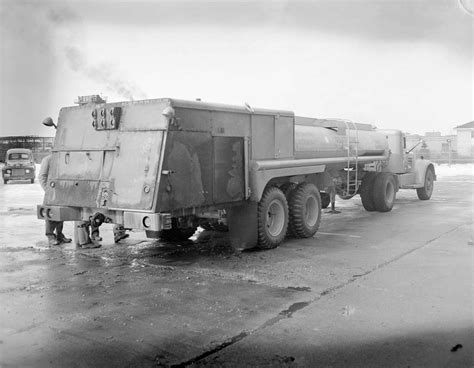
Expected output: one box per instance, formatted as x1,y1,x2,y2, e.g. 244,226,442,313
288,183,322,238
360,172,377,211
281,183,297,237
417,167,435,200
257,186,288,249
373,173,397,212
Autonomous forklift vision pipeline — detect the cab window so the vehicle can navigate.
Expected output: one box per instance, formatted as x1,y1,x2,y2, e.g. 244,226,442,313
8,153,30,160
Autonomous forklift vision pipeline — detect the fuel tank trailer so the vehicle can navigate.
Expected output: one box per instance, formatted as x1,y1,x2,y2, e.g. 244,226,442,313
38,98,435,249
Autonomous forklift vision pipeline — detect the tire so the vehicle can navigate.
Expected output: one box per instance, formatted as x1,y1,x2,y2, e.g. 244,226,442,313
281,183,297,237
373,173,397,212
281,182,297,198
288,183,322,238
3,179,7,184
30,178,35,184
417,167,435,200
320,192,330,209
257,186,288,249
360,172,377,211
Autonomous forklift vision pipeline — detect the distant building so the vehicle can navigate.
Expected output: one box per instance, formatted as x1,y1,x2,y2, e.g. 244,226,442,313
0,136,54,163
454,121,474,158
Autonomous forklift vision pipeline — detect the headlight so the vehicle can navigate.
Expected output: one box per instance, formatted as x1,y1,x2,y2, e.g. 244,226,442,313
25,169,30,173
6,169,11,174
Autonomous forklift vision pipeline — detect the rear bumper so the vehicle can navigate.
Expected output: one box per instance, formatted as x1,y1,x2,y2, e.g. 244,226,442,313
37,205,172,231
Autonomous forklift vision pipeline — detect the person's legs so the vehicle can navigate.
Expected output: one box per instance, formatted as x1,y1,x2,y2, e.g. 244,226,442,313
56,222,72,243
45,220,60,246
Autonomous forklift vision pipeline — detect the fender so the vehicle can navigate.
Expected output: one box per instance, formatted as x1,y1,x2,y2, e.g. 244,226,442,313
249,163,326,201
412,159,436,188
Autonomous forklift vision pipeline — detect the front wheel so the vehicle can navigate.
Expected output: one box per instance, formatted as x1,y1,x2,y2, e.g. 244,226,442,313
3,179,7,184
373,173,397,212
360,172,377,211
417,167,435,200
257,186,288,249
30,178,35,184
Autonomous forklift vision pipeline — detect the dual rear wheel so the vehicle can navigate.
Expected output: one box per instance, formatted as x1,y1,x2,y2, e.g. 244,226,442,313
257,183,322,249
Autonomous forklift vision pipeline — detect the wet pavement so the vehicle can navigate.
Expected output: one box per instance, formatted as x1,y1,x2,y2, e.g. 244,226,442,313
0,165,473,367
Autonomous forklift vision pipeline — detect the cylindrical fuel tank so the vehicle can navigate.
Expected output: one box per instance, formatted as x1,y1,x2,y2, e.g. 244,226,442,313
294,123,388,160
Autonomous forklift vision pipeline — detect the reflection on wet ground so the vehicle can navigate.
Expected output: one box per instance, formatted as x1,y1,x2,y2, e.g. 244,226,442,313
60,230,237,271
1,171,473,367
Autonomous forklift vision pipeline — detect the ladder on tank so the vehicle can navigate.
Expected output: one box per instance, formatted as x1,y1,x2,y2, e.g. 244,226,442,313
341,121,360,199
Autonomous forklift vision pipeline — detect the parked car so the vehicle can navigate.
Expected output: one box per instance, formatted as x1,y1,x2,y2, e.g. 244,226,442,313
2,148,36,184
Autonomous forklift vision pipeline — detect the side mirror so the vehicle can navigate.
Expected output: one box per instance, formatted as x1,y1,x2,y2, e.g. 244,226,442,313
42,117,57,129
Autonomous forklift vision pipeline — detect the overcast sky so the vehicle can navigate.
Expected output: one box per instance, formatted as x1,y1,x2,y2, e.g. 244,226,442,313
0,0,472,137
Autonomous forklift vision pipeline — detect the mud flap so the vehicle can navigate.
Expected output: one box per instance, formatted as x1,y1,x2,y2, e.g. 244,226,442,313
227,202,258,250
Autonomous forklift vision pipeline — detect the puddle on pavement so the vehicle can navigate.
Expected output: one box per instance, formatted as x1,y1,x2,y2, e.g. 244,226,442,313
52,231,237,271
144,236,236,267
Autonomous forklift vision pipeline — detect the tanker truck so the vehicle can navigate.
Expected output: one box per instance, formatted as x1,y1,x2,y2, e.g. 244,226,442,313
37,97,435,249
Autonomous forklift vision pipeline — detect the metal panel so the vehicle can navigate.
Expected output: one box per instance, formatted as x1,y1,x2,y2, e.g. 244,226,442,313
211,111,251,137
170,98,294,117
275,115,294,159
55,100,169,153
54,151,103,180
108,131,164,210
44,180,101,208
55,106,119,152
173,108,212,132
120,100,169,131
157,131,213,211
213,137,245,203
251,115,274,160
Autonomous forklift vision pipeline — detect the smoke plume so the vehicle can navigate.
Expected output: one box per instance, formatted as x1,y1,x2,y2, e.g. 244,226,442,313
48,7,147,101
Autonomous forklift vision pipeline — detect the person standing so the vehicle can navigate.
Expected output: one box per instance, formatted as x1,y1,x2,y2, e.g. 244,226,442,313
39,154,72,246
